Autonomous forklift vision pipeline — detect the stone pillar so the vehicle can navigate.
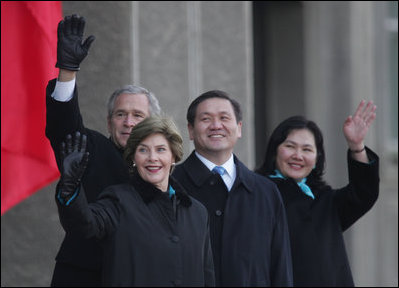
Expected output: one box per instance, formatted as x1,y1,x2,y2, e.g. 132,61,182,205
136,1,254,166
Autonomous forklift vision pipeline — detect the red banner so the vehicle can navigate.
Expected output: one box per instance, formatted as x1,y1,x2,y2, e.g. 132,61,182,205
1,1,62,214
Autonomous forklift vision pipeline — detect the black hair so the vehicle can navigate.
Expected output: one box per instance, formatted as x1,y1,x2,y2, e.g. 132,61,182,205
186,90,242,125
256,115,329,190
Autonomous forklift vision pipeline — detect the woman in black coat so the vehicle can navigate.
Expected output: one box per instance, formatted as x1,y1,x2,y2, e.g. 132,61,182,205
56,116,215,286
256,100,379,286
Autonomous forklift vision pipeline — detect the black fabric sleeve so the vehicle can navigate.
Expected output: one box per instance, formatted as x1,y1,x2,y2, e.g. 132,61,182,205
45,78,85,169
56,185,120,240
335,147,380,231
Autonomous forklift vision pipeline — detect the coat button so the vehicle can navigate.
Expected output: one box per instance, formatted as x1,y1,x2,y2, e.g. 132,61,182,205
215,210,222,216
171,235,180,243
210,180,215,185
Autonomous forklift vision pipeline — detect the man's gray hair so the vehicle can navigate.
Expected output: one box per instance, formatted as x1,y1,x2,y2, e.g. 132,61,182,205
107,85,161,118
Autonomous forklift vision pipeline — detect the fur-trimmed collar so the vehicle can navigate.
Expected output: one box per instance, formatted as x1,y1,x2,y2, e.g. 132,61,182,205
129,172,192,207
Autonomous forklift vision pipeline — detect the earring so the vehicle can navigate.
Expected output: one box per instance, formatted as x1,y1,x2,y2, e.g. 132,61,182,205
171,162,176,166
132,162,136,167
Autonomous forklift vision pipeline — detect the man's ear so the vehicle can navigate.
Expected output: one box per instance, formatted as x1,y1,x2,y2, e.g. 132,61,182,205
188,123,194,140
107,117,112,134
237,121,242,138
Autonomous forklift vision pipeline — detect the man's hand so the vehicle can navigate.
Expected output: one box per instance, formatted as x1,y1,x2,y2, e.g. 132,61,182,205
56,14,95,71
58,131,89,202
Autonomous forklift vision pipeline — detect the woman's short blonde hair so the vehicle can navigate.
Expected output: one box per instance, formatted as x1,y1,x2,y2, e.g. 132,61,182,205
124,116,183,174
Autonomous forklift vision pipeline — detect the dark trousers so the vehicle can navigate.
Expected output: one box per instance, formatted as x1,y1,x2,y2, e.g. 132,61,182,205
51,262,101,287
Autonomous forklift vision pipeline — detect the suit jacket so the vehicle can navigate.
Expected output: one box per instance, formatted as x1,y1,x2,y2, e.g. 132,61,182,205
269,147,379,287
46,79,129,271
173,151,293,287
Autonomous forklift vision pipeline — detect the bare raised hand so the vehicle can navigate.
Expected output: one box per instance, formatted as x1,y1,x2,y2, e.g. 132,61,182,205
343,100,376,152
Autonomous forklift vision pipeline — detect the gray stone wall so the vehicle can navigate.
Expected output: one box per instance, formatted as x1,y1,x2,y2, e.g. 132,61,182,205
1,1,397,287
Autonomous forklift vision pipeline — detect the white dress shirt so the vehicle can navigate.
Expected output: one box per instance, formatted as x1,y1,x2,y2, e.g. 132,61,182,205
51,78,75,101
195,152,236,191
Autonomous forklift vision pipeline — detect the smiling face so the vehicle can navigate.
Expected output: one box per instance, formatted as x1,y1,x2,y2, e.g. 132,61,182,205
133,133,175,192
107,93,150,149
276,128,317,182
188,97,242,164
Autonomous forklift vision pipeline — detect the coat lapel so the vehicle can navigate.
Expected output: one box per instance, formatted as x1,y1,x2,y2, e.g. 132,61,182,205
182,152,214,187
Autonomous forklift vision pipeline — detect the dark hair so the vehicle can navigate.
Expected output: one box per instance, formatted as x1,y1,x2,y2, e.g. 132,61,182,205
186,90,242,125
256,115,329,189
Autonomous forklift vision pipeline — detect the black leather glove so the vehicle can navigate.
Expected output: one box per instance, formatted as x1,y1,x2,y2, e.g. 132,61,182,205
55,14,95,71
58,131,89,204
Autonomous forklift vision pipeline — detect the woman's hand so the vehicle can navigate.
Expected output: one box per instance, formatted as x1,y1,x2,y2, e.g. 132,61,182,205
343,100,376,162
57,131,89,205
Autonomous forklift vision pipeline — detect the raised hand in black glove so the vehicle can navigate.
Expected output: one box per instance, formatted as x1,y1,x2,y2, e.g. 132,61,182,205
58,131,89,205
55,14,95,71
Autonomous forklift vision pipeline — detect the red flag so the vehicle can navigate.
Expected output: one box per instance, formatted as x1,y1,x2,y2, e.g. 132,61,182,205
1,1,63,215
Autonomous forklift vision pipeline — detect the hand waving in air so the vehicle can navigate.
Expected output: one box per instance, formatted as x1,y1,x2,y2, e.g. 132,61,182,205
56,14,95,71
343,100,376,161
58,131,89,205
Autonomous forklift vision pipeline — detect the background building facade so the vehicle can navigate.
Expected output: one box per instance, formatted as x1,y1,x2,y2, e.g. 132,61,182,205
2,1,397,286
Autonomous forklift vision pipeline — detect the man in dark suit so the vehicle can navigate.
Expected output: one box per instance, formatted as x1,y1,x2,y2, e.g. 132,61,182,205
172,90,293,286
45,14,161,286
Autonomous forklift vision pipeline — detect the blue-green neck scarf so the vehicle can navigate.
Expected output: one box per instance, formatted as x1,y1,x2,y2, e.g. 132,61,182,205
168,185,176,198
269,170,315,199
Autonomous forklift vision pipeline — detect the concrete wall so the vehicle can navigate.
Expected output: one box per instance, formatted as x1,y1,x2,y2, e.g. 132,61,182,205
303,2,398,286
1,1,397,287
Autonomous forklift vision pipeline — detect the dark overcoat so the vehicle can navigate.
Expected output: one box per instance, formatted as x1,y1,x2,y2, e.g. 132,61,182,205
46,79,129,285
269,148,379,286
57,174,215,287
172,152,293,287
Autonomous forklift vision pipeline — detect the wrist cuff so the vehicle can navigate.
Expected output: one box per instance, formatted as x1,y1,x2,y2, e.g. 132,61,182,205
57,187,80,206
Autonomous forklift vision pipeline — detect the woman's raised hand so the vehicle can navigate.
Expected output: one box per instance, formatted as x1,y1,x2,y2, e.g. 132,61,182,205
343,100,376,152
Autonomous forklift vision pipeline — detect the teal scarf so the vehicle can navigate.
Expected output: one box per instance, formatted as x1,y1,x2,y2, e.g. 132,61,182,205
168,185,176,198
269,170,315,199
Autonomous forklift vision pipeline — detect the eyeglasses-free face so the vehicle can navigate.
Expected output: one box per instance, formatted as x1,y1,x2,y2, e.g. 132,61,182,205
107,93,150,149
133,133,175,192
188,97,242,164
276,128,317,182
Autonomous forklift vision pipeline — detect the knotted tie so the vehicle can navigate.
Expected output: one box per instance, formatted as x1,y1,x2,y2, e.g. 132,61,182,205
269,170,315,199
212,166,226,176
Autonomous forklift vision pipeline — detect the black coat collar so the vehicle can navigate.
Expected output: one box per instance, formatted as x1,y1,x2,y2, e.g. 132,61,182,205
108,136,125,155
130,172,192,207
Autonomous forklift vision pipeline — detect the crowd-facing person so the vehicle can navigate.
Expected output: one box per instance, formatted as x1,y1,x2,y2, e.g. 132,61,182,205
255,100,379,286
173,90,293,286
55,116,215,286
46,14,161,286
